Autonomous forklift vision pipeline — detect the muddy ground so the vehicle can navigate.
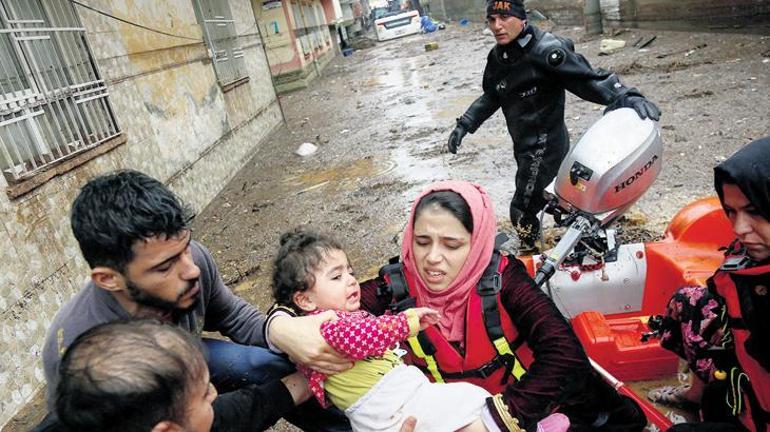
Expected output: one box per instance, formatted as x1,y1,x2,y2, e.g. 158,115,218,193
189,23,768,431
196,23,769,307
5,21,769,432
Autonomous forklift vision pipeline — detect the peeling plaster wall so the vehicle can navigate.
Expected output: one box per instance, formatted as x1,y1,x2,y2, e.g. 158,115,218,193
0,0,282,427
600,0,770,33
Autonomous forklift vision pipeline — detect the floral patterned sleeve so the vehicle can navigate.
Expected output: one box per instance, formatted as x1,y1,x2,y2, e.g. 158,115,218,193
319,310,411,360
658,284,729,382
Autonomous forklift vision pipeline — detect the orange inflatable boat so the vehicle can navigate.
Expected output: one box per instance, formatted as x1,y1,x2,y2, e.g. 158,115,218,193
519,196,734,429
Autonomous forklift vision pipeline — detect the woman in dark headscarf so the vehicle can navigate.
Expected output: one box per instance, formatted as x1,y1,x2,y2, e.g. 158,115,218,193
648,137,770,432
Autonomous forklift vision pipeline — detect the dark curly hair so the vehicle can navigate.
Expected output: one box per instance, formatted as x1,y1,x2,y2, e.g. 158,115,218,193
70,170,194,272
272,228,344,310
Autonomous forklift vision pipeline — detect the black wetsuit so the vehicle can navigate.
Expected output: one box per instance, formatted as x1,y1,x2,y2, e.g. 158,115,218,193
459,24,648,243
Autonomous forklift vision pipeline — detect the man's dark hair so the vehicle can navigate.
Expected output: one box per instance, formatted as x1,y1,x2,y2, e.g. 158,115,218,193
414,191,474,233
56,320,206,432
272,227,343,310
70,170,194,272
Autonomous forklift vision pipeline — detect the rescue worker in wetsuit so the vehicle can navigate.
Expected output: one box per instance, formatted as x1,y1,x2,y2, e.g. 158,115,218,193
446,0,660,250
650,136,770,432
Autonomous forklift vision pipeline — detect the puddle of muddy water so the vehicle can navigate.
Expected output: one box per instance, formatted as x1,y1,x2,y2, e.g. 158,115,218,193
389,141,520,225
283,157,397,195
433,95,481,120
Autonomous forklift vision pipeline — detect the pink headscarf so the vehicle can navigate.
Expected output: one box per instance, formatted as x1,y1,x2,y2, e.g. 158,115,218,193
401,181,497,342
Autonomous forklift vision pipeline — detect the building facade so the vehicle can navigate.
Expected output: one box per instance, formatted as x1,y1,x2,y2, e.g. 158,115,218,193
0,0,283,426
253,0,340,93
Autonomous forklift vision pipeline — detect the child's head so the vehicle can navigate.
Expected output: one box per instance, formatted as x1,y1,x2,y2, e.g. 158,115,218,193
272,228,361,313
56,320,217,432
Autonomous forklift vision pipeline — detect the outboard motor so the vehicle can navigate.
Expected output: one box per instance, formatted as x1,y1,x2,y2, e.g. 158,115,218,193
533,108,662,288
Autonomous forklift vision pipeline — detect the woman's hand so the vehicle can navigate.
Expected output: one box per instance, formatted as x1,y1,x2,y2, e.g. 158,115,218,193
412,307,441,331
268,312,353,375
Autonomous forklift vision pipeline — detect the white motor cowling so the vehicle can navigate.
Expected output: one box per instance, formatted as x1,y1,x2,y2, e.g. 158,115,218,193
534,108,662,288
553,108,662,225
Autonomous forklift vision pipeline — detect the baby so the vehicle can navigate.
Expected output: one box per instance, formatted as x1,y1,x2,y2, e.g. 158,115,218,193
271,228,495,432
53,319,310,432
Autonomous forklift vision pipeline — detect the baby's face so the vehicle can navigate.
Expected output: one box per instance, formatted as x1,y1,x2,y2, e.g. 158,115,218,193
182,368,217,432
306,249,361,312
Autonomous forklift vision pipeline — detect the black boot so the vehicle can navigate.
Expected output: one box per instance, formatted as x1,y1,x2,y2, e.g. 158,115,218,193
510,206,540,254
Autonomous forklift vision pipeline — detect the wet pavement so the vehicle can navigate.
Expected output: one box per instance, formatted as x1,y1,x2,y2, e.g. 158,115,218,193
6,21,768,432
6,20,769,432
187,24,768,430
194,23,769,312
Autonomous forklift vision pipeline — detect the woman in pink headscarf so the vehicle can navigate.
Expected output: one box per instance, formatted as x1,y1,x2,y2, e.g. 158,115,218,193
360,180,646,432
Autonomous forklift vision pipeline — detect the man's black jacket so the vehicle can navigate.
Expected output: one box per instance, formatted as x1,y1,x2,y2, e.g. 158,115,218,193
460,24,645,157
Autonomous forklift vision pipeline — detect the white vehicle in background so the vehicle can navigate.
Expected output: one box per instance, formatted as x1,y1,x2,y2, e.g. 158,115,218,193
374,10,420,41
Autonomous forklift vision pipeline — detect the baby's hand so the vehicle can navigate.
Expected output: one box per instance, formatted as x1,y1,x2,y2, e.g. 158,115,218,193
412,307,440,330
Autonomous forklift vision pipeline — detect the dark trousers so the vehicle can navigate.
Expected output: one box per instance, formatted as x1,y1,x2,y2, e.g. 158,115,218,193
510,127,570,244
203,338,352,432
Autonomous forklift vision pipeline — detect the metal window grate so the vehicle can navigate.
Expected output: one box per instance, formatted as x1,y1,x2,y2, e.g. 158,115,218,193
193,0,248,86
0,0,120,182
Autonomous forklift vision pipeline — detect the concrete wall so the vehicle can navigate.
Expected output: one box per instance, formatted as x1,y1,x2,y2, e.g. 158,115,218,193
427,0,770,32
600,0,770,33
0,0,282,427
528,0,585,26
427,0,487,22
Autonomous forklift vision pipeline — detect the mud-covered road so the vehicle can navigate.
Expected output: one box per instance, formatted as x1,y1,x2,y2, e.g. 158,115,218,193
6,20,769,432
188,24,769,430
194,23,769,311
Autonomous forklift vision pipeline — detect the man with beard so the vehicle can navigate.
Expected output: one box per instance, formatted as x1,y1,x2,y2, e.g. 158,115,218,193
446,0,660,251
40,170,352,431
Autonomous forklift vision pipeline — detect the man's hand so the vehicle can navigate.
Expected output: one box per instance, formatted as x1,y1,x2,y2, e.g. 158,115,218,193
400,417,417,432
411,307,440,331
280,372,312,405
608,95,661,121
447,124,467,154
268,312,352,375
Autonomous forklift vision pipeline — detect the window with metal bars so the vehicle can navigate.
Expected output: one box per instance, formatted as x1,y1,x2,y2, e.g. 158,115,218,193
192,0,248,87
0,0,120,183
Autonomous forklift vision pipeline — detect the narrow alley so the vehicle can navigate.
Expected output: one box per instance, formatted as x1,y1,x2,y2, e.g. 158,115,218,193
193,23,770,312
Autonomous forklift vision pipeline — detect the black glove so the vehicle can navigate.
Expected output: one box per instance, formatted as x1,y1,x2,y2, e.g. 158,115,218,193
606,94,661,121
447,123,467,154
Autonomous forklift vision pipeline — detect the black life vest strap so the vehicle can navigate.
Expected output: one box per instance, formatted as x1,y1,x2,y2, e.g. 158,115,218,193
479,252,504,341
477,252,527,382
378,260,416,313
728,316,748,330
412,353,510,380
378,258,436,378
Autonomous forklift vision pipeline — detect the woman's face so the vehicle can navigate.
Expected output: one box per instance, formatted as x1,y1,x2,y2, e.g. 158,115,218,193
412,205,472,292
722,183,770,261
